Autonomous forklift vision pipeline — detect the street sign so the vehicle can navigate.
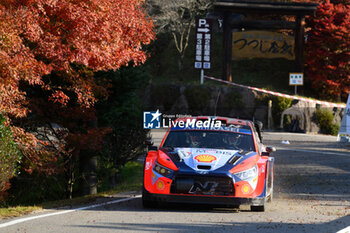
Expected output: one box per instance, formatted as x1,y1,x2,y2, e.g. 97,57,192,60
195,18,212,70
289,73,304,86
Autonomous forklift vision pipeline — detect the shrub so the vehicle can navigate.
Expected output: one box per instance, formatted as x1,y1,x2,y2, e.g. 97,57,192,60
329,124,340,136
315,108,339,135
7,172,67,205
255,94,292,126
0,115,21,203
272,96,292,125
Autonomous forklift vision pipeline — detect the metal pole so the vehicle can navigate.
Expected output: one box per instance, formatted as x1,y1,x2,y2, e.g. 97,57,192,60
295,85,297,95
268,100,273,129
200,69,204,84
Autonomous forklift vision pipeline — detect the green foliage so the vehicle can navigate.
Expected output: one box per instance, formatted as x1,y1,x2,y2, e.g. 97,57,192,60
316,109,333,127
95,65,150,190
6,161,144,207
184,86,211,114
255,94,292,126
272,96,293,123
329,124,340,136
315,109,339,135
120,161,143,183
7,172,67,205
0,115,21,202
151,84,180,112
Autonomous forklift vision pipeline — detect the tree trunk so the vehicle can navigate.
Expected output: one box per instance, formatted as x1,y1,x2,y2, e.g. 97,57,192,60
178,54,184,81
81,153,97,195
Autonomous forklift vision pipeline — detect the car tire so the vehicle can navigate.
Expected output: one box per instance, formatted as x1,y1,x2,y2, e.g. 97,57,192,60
251,205,265,212
142,188,158,208
266,160,274,203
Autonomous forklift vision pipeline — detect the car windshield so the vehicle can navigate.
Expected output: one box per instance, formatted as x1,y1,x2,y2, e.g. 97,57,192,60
163,130,255,151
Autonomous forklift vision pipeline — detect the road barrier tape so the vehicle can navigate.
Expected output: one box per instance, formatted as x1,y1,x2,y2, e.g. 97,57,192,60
204,75,346,108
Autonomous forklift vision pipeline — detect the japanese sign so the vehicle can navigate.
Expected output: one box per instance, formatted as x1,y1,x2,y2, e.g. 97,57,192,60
232,31,295,60
194,18,212,69
289,73,303,86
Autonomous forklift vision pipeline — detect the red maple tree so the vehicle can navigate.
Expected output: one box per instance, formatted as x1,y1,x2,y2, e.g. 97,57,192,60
0,0,155,194
305,0,350,100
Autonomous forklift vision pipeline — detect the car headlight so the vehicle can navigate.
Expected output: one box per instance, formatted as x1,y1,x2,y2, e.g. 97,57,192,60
234,165,258,180
153,162,173,176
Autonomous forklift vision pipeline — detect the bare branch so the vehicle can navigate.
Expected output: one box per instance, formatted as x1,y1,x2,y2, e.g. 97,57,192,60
146,0,212,68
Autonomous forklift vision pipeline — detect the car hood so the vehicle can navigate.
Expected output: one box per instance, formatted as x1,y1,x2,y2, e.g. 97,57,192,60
174,147,251,172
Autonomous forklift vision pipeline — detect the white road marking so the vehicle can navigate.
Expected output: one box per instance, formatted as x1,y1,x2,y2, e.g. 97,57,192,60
276,147,350,157
0,195,141,229
337,226,350,233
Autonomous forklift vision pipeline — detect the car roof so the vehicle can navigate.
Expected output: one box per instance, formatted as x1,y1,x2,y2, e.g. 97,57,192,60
175,116,254,127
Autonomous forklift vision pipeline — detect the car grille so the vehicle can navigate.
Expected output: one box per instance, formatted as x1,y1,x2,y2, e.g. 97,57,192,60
171,175,234,196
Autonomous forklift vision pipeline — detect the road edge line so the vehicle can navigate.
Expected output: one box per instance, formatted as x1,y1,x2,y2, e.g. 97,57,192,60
0,195,141,229
276,147,350,157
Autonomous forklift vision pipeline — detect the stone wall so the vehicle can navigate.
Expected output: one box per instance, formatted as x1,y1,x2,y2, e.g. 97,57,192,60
143,84,344,133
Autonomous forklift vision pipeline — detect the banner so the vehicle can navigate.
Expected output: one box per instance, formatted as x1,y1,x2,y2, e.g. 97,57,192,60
338,94,350,135
232,30,295,60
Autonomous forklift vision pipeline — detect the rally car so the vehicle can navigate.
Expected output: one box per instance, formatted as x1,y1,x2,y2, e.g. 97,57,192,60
143,116,275,211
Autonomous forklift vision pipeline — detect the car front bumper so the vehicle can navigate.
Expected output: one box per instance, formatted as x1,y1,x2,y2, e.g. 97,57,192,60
143,189,265,206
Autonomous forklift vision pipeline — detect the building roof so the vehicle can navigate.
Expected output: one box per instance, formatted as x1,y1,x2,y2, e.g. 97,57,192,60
214,0,318,15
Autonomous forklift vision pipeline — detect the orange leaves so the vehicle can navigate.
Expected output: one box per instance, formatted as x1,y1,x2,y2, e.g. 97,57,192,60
0,85,28,118
16,0,155,71
68,127,112,151
49,90,70,105
0,0,155,114
0,0,155,176
305,0,350,99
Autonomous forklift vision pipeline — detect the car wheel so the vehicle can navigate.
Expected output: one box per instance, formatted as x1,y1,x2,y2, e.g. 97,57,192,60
251,205,265,212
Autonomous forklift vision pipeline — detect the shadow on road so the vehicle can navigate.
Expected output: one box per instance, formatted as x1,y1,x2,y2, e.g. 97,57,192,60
68,214,350,233
273,147,350,201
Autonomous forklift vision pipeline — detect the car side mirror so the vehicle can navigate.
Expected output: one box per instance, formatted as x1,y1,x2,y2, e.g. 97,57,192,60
266,147,276,153
261,147,276,156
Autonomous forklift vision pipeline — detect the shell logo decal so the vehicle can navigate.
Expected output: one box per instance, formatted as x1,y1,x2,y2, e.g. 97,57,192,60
194,154,217,163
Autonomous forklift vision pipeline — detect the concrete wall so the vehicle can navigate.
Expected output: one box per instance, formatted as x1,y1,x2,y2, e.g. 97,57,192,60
143,84,344,133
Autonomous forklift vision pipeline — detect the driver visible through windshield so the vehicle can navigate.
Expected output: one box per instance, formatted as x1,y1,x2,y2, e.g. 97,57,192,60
163,130,255,152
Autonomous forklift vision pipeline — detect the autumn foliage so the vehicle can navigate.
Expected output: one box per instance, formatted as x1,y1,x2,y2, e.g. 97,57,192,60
305,0,350,100
0,0,154,196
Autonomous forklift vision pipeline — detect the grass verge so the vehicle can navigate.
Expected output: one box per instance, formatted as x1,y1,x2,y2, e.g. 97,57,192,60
0,206,42,219
0,161,143,219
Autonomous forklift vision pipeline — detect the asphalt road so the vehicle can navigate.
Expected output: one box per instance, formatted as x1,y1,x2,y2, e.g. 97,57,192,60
1,131,349,233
